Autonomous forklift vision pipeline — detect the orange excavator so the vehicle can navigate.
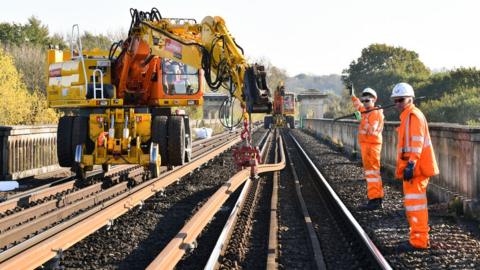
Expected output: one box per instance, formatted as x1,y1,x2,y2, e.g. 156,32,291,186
46,8,272,179
264,83,295,129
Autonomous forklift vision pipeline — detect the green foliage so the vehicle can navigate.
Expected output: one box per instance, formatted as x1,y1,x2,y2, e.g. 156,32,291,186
342,44,430,119
0,16,66,48
80,31,113,51
323,89,355,119
420,87,480,125
416,68,480,100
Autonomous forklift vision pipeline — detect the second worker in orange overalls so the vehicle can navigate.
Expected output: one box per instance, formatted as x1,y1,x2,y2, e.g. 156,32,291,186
351,87,385,210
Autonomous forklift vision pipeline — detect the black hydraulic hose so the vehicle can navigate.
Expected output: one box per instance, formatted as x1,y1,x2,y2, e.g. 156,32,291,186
333,96,426,122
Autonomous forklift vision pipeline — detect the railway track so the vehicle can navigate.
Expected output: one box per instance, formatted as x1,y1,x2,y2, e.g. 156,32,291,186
283,130,391,269
161,129,391,270
0,127,394,269
0,128,249,269
146,128,283,270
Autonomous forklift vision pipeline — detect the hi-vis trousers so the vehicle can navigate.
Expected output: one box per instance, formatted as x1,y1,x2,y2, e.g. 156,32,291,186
403,176,430,248
360,143,384,200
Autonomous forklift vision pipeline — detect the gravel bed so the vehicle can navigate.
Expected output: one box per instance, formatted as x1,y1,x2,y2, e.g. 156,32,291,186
277,138,316,269
292,129,480,270
283,132,364,269
60,130,267,269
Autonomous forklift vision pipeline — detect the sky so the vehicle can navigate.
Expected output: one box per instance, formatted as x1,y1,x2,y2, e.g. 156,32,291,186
1,0,479,76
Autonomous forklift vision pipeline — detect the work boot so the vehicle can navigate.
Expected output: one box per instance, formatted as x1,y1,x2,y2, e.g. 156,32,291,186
396,241,430,253
359,198,382,211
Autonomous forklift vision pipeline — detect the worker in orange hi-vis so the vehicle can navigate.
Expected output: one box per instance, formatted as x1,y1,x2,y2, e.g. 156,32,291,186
351,86,385,210
391,82,439,251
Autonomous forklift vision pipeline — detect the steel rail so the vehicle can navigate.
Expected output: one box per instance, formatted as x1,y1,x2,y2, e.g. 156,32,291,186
283,131,326,269
289,133,392,270
266,130,279,270
0,131,246,270
0,165,133,214
147,134,285,270
0,130,242,215
204,129,272,270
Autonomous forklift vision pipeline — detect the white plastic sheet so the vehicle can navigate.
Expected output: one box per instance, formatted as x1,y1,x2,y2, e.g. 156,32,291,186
0,181,19,191
194,127,213,139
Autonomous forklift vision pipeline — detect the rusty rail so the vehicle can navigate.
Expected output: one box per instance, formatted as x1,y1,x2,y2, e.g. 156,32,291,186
0,129,247,270
204,129,272,270
146,135,285,270
267,131,279,269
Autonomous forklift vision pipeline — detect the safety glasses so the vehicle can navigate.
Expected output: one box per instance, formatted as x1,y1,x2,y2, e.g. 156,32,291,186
361,99,372,103
394,98,405,103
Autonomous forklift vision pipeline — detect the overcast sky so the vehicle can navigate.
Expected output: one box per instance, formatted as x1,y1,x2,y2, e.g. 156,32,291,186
1,0,479,76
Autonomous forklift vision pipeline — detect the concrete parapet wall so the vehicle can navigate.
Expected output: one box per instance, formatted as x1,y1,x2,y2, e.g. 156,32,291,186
0,125,59,180
303,118,480,217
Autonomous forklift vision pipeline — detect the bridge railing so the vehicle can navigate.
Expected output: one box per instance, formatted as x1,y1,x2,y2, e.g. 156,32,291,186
0,125,58,180
304,118,480,218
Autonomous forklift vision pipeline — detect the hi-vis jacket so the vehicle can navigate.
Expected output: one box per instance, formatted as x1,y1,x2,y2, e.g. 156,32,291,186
352,97,384,144
395,104,439,179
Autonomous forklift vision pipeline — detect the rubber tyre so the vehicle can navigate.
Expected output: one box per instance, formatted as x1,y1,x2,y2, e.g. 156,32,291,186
184,116,192,163
152,116,169,166
168,116,185,166
72,116,89,157
57,116,75,167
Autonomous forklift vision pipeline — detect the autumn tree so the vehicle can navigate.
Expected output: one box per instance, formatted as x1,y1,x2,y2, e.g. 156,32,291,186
0,48,58,125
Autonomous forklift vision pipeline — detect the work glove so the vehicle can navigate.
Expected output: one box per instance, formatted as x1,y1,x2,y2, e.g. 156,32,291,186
403,161,415,181
354,111,362,121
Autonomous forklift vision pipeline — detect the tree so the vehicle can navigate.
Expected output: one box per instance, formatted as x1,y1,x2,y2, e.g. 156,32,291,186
416,67,480,100
342,44,430,119
0,48,59,125
23,16,49,45
420,87,480,125
0,23,25,45
80,31,112,51
0,48,34,124
4,44,46,93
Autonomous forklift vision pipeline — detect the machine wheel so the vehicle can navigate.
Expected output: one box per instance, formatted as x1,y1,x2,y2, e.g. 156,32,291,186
167,116,185,166
184,116,192,163
264,116,272,129
287,116,295,129
152,116,169,166
72,116,89,157
57,116,75,167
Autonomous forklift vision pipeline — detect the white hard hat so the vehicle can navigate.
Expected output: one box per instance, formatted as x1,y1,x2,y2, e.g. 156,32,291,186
391,82,415,98
361,88,377,98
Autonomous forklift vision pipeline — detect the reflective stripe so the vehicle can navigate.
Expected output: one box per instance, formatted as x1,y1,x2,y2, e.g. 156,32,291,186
424,138,431,147
365,170,380,175
366,177,381,183
401,147,422,153
405,204,428,211
411,135,424,142
405,193,427,200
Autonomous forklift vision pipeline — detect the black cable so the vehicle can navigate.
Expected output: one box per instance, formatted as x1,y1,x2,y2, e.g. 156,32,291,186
108,40,123,60
219,97,243,129
128,8,235,95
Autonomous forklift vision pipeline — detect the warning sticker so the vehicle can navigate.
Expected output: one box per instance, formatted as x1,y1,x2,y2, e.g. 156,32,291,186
165,38,183,59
